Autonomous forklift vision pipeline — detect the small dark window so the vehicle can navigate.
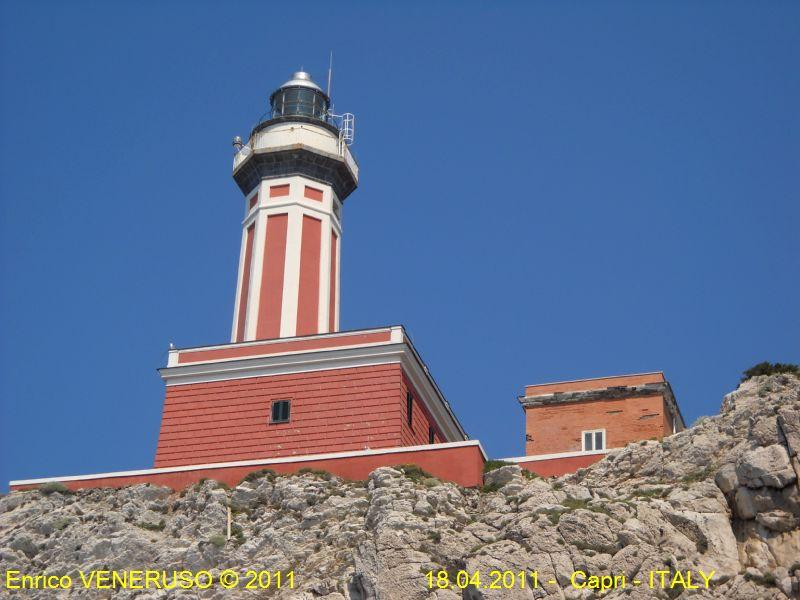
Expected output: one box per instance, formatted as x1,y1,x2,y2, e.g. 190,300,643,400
406,392,413,427
428,426,435,444
271,400,291,423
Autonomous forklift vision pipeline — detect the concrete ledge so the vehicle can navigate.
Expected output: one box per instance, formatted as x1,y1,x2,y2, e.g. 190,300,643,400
10,441,487,491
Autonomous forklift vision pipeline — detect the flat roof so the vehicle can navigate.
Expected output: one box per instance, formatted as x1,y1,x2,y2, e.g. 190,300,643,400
524,372,665,396
525,371,665,389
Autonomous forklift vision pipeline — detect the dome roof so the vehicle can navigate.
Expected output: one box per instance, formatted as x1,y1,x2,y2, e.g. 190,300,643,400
278,71,323,93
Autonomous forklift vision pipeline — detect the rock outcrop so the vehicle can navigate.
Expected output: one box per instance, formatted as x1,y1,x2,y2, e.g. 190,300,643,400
1,374,798,599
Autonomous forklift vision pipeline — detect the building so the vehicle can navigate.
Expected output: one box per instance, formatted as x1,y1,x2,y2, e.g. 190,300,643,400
503,372,685,476
8,71,684,493
155,328,464,468
153,71,471,470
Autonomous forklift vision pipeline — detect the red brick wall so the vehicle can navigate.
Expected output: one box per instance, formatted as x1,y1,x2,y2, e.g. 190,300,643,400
12,443,486,491
517,453,604,477
155,364,408,468
524,394,669,455
400,374,444,446
296,215,321,336
256,213,288,339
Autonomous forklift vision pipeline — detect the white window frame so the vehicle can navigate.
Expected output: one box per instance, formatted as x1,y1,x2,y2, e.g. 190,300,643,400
582,429,606,452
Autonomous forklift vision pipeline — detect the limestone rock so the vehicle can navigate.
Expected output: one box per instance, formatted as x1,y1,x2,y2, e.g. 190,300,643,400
756,509,799,533
0,373,798,600
557,509,621,554
483,465,521,489
715,463,739,495
737,444,796,489
778,405,800,457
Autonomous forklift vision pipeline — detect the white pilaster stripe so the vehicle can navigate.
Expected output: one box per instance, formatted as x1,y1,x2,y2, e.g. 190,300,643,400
245,208,267,340
230,198,252,343
333,227,341,331
280,204,303,338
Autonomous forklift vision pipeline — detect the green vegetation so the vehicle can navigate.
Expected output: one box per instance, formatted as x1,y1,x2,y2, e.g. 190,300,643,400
482,460,513,473
52,517,72,531
296,467,333,481
468,542,488,554
38,482,72,495
481,482,503,494
560,497,590,510
538,507,566,525
230,523,245,546
137,520,166,532
208,534,227,548
197,478,228,489
629,487,669,501
680,464,717,485
743,570,777,587
741,361,800,382
396,464,436,483
561,497,613,517
241,468,277,483
535,497,614,525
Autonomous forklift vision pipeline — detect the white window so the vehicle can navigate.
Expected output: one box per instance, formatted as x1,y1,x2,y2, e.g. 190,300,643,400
582,429,606,451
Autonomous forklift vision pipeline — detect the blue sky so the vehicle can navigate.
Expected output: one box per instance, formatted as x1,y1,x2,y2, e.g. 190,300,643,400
1,1,798,491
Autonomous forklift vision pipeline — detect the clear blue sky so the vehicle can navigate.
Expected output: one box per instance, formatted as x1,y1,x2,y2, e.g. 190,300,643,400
1,1,798,491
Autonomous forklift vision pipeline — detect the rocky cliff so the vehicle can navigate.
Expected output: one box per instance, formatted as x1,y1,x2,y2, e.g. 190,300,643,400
1,374,798,599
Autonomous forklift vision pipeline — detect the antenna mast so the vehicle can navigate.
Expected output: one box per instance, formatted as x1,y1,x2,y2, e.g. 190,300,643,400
326,51,333,98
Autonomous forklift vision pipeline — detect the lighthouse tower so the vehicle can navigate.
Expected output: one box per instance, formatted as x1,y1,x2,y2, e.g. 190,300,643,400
230,71,358,341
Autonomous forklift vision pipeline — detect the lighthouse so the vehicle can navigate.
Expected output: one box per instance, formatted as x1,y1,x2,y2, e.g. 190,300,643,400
230,71,358,341
144,71,468,471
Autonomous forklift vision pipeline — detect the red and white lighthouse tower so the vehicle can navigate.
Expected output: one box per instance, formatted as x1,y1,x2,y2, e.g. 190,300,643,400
230,71,358,341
